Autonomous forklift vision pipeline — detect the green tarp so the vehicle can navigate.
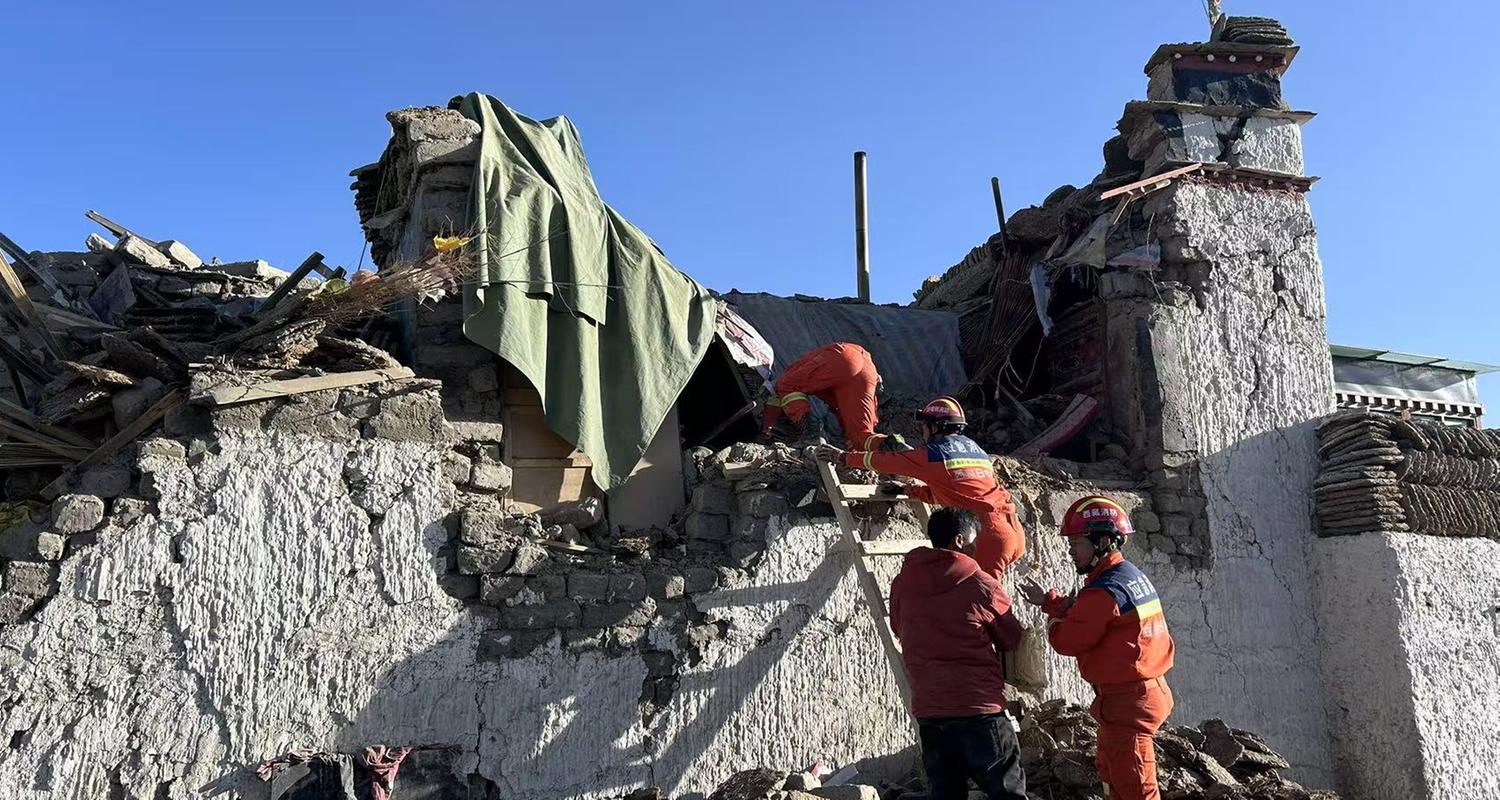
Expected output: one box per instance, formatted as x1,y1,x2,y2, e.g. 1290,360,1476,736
456,93,717,492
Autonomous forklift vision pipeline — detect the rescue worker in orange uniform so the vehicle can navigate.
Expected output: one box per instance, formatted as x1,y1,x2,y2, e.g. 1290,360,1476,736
759,342,889,450
814,396,1026,577
1019,496,1175,800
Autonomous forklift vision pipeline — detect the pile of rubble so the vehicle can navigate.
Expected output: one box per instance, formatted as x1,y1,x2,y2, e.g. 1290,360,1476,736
1315,410,1500,538
1010,699,1339,800
1212,16,1295,46
0,214,466,500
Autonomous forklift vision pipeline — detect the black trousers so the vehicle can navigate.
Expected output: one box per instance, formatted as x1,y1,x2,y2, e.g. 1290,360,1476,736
916,713,1027,800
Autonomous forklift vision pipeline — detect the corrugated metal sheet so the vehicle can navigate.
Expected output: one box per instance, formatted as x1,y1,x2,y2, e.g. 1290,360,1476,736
723,291,967,397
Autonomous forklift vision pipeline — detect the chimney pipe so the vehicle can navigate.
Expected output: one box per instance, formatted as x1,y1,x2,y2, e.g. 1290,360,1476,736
854,151,870,302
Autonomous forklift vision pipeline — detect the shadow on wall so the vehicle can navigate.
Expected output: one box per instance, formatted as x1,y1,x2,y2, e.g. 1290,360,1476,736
287,512,915,799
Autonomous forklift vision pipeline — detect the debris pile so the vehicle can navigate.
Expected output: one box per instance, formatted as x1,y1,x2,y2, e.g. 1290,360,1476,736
1010,699,1339,800
0,216,467,499
1314,410,1500,538
1211,16,1295,46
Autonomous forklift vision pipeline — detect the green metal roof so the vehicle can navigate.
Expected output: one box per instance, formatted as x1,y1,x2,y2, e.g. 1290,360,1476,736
1330,344,1500,374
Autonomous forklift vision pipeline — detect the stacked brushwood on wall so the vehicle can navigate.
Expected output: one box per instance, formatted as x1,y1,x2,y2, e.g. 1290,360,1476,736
1315,410,1500,538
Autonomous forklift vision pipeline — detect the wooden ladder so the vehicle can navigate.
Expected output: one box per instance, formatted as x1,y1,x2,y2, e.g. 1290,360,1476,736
814,459,933,711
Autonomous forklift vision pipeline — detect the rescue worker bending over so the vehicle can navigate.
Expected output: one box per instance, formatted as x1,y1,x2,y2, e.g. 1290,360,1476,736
760,342,894,450
1019,496,1175,800
890,507,1028,800
814,396,1025,576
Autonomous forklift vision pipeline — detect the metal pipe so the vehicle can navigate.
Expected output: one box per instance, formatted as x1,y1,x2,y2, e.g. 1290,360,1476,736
854,151,870,302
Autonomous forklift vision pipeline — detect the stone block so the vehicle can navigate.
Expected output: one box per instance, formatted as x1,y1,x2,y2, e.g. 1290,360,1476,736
684,566,719,593
1161,515,1191,542
459,510,506,547
730,516,767,543
77,466,132,499
478,629,551,660
500,600,580,629
156,240,203,269
364,391,452,443
646,572,684,601
467,365,499,393
3,562,56,598
139,438,186,461
111,498,151,528
480,574,526,606
727,541,764,569
85,233,114,253
526,575,566,601
162,404,211,437
111,377,166,431
437,573,479,600
35,532,64,562
114,234,170,268
506,542,548,575
685,512,729,542
567,572,611,601
691,485,732,515
610,625,647,649
811,786,879,800
582,598,656,628
0,593,40,624
51,495,105,534
469,462,513,494
562,628,606,652
737,490,789,518
216,259,290,282
784,774,821,792
608,573,648,602
457,544,514,575
539,497,603,529
443,452,473,484
1133,510,1162,534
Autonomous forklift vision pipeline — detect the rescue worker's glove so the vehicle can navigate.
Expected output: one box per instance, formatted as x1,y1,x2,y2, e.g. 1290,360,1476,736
876,481,905,496
1018,579,1050,608
807,443,845,463
876,433,912,452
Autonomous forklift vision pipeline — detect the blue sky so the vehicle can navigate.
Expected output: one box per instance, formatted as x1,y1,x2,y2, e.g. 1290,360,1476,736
4,1,1496,403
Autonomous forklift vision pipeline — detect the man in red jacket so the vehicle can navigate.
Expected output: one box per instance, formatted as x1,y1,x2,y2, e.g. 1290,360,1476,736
890,507,1028,800
760,342,890,450
1020,496,1175,800
818,396,1026,576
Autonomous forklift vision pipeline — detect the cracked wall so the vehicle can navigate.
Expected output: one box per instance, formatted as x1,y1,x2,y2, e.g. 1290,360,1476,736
0,388,913,800
1100,179,1337,785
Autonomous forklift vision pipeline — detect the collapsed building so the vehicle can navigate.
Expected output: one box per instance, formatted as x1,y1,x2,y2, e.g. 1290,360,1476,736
0,12,1490,800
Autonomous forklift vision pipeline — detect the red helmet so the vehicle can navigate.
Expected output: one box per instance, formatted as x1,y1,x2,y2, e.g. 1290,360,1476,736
1060,495,1135,538
916,396,966,427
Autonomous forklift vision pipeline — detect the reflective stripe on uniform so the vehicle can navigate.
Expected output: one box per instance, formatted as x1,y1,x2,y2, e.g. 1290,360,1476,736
943,457,992,470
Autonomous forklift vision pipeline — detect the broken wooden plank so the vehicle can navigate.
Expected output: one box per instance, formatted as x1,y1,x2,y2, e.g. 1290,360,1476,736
0,396,99,449
0,250,64,360
85,210,155,245
1013,394,1101,458
38,303,119,332
0,335,51,384
1099,163,1206,201
540,539,599,554
840,483,916,502
42,389,184,499
0,418,92,460
194,366,414,406
255,252,326,317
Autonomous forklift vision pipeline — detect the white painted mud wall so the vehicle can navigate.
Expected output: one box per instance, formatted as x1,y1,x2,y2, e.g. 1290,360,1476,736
1314,532,1500,800
0,430,910,800
1132,182,1337,785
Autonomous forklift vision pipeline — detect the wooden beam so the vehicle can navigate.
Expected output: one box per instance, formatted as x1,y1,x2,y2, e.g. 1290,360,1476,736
84,210,154,245
0,418,91,459
840,483,915,502
1098,163,1206,200
194,366,414,406
0,231,69,300
0,335,50,384
0,396,98,449
42,389,183,499
37,303,119,332
0,250,63,360
255,252,325,317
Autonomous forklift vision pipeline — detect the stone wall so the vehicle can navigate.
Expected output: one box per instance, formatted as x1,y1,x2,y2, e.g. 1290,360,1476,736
1313,532,1500,800
0,384,923,799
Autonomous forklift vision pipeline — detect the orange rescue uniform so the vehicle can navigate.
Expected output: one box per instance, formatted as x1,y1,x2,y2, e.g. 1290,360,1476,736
843,433,1025,576
1044,551,1176,800
760,343,884,449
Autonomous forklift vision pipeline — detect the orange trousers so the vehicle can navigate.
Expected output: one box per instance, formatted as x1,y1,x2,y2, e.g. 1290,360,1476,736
975,506,1025,578
775,343,880,448
1089,677,1173,800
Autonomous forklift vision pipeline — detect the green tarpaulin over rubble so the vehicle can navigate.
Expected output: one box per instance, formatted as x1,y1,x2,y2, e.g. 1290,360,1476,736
455,93,717,491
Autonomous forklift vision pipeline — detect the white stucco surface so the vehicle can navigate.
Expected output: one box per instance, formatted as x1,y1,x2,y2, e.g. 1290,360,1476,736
0,431,910,799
